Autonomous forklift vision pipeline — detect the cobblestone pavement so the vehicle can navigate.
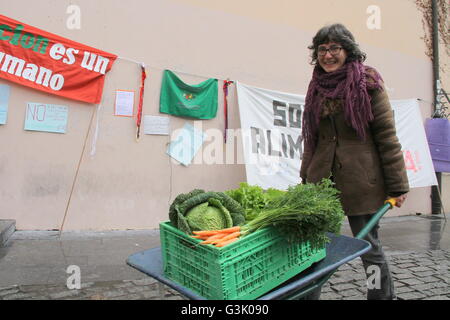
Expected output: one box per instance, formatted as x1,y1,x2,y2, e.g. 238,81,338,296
0,278,183,300
321,250,450,300
1,249,448,300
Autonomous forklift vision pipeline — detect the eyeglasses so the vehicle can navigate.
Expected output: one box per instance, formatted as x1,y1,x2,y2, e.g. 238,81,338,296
317,46,343,56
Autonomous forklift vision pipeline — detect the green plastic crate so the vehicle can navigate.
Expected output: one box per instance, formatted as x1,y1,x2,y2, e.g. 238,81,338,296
160,221,326,300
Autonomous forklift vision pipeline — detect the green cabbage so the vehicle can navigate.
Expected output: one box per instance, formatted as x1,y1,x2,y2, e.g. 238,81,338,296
185,199,233,231
168,190,245,234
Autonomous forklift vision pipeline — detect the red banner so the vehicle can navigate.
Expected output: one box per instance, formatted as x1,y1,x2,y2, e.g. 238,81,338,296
0,15,117,104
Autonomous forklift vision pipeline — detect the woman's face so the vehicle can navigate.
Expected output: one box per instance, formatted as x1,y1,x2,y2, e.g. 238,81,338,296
317,42,347,73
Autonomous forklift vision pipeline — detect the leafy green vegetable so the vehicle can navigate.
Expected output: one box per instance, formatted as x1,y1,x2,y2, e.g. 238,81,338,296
168,190,246,234
211,192,246,221
184,199,233,231
169,180,344,248
229,211,246,227
241,179,345,249
225,183,286,221
207,198,233,228
169,189,204,228
265,188,287,202
225,183,267,214
176,209,192,234
176,191,219,217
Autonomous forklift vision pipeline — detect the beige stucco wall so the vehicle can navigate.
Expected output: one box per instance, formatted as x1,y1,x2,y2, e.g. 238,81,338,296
0,0,438,230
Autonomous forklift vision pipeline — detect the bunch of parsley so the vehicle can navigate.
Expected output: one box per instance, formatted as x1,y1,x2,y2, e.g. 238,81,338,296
241,179,345,249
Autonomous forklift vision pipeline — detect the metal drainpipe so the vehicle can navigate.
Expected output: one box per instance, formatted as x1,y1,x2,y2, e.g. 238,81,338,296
431,0,442,214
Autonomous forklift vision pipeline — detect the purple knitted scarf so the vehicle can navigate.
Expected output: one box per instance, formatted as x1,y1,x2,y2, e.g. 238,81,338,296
302,61,384,149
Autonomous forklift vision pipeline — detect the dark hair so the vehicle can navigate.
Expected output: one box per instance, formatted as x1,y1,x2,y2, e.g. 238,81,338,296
308,23,366,65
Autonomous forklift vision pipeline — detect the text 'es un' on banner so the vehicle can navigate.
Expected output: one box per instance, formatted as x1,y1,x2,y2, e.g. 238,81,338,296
0,15,117,104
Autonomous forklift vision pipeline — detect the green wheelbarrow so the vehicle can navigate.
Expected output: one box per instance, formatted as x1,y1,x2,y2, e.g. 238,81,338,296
126,199,397,300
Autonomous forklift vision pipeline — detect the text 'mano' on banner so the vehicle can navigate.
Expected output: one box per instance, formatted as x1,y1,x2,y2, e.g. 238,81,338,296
0,14,117,104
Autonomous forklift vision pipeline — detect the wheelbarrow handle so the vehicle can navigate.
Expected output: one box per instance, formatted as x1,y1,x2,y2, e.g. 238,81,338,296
355,198,396,240
275,198,397,300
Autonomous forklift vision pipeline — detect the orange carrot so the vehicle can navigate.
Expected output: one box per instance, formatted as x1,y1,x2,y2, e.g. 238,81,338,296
200,233,228,244
217,226,240,233
191,235,209,239
213,232,241,247
192,230,220,236
217,231,241,242
215,238,239,247
207,233,228,240
192,226,240,237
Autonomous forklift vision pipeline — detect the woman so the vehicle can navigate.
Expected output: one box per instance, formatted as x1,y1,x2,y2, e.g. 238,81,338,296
300,24,409,300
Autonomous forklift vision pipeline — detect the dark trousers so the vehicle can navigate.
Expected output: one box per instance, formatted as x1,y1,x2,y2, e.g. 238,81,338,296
305,214,395,300
348,214,395,300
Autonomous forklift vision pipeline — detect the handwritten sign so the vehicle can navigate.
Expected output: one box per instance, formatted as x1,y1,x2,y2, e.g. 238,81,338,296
143,115,170,135
24,103,68,133
0,84,10,124
114,90,134,117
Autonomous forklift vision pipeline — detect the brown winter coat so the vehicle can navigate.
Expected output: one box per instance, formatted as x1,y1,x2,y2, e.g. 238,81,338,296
300,87,410,216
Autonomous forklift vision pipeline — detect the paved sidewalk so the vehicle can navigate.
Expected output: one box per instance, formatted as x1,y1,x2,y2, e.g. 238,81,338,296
0,214,449,300
321,249,450,300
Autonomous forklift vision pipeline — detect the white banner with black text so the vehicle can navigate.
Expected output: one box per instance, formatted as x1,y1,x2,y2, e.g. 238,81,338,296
237,82,436,190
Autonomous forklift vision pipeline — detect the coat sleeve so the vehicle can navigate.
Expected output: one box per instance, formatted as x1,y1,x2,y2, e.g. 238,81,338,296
300,142,313,183
369,87,410,196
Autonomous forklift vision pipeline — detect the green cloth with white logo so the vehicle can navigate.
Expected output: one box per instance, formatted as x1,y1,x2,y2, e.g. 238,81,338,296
160,70,218,119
